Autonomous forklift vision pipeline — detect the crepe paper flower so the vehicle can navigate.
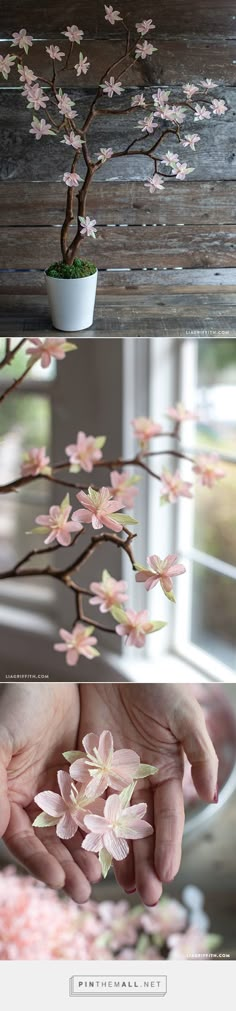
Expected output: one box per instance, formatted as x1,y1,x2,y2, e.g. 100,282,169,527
79,215,97,238
20,446,51,478
33,771,103,840
54,624,99,666
114,607,166,647
161,151,180,170
141,898,187,938
200,78,217,90
63,171,82,187
104,6,122,24
74,54,90,76
65,432,106,473
211,98,227,115
135,554,186,601
62,26,84,44
132,416,163,448
17,63,37,84
192,454,225,488
72,486,137,533
11,29,33,53
166,402,198,422
100,76,124,97
160,468,193,504
144,173,165,193
56,91,77,118
168,926,221,960
34,494,83,547
181,133,201,150
182,83,199,99
67,733,158,799
0,54,16,79
26,337,77,368
24,84,49,111
131,93,146,108
110,470,140,508
98,900,139,952
82,790,153,869
136,19,156,35
137,114,156,134
174,162,194,180
194,104,211,120
30,117,55,140
153,88,171,108
135,41,157,59
46,45,65,61
96,147,113,162
89,570,128,614
61,131,84,150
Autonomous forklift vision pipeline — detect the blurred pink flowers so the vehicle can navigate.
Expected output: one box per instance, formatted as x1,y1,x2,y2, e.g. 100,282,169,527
26,337,72,368
35,495,82,546
72,486,131,532
65,431,105,472
69,730,140,799
192,454,225,488
160,468,193,504
21,446,51,478
110,470,139,508
82,792,153,861
166,402,198,423
54,623,99,666
89,569,128,613
132,415,163,447
135,554,186,599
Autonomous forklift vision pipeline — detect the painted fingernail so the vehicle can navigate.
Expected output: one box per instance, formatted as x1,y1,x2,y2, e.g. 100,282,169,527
125,888,136,894
213,786,218,803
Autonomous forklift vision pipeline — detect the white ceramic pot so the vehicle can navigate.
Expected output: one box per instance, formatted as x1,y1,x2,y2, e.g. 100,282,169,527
45,269,98,332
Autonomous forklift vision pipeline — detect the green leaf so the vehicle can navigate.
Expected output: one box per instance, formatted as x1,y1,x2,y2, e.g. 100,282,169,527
134,562,146,573
26,526,49,535
163,587,176,603
60,492,70,510
63,750,84,763
95,436,107,449
99,848,112,878
136,763,159,779
88,486,98,504
62,342,78,351
69,463,80,473
119,782,135,808
149,621,167,633
110,605,127,623
207,935,222,952
111,512,138,525
32,813,59,828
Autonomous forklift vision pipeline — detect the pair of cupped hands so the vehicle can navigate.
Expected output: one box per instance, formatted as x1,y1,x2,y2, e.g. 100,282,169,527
0,682,218,906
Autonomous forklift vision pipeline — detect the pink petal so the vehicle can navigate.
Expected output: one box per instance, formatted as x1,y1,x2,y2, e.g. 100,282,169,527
57,770,73,804
85,773,109,800
69,758,91,783
123,802,147,821
83,814,107,832
72,508,91,524
104,794,122,821
57,529,71,547
66,648,79,666
34,790,65,817
53,643,67,652
91,515,104,530
98,730,113,764
118,821,153,840
56,813,78,839
82,732,99,755
35,513,50,525
82,832,104,852
104,831,129,860
58,628,73,642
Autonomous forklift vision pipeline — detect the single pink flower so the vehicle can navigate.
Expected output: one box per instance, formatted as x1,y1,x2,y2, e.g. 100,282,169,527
21,446,50,477
110,470,139,508
17,64,37,84
174,162,194,181
24,84,49,110
63,171,82,187
0,54,16,79
30,117,55,140
152,88,171,109
192,454,225,488
160,469,193,504
79,215,97,238
144,172,164,193
161,151,180,170
54,623,99,666
65,431,104,472
194,104,211,121
104,6,122,25
137,114,155,133
34,770,102,840
211,98,227,116
131,93,146,107
89,570,128,613
136,19,156,35
165,402,198,423
72,486,125,532
181,133,200,150
96,147,113,162
115,609,163,647
35,497,82,546
100,76,124,97
56,91,77,118
69,730,140,799
82,792,153,860
182,83,199,99
26,337,67,368
46,45,65,61
132,416,163,448
135,554,186,597
200,78,217,90
61,131,84,150
135,41,157,60
11,29,33,53
62,26,84,44
74,54,90,76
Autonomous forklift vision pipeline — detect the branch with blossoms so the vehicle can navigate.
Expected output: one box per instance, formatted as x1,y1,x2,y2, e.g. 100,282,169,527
0,337,227,671
1,7,228,268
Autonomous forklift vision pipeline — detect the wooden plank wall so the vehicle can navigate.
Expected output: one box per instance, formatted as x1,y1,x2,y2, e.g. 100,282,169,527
0,0,236,290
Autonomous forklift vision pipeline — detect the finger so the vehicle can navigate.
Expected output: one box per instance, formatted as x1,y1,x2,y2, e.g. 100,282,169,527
171,695,218,801
39,831,91,903
154,778,185,883
133,788,162,907
3,803,65,889
0,727,12,836
113,847,136,895
65,831,102,884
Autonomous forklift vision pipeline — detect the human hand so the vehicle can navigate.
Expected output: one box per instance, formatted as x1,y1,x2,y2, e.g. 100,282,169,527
78,683,218,905
0,683,101,902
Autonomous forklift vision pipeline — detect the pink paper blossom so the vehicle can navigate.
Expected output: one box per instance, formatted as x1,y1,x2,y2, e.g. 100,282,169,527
26,337,68,368
61,131,84,150
11,29,33,53
24,84,49,111
135,41,157,60
174,162,194,180
65,431,104,472
153,89,171,109
89,570,128,614
70,730,140,799
74,54,90,76
132,416,163,447
79,215,97,237
0,54,16,79
135,20,156,35
194,104,211,121
100,76,124,97
115,609,164,647
131,93,146,108
137,114,155,133
181,133,200,150
96,147,113,162
110,470,139,508
104,6,122,24
34,770,102,840
160,468,193,504
135,554,186,597
200,79,217,90
21,446,51,478
144,172,164,193
30,117,55,140
56,92,77,118
17,64,37,84
63,171,82,187
46,45,65,61
35,497,82,546
161,151,180,170
211,98,227,116
182,83,199,99
54,623,99,666
168,926,212,959
166,402,198,423
141,898,187,938
62,26,84,44
72,486,126,532
82,792,153,860
192,454,225,488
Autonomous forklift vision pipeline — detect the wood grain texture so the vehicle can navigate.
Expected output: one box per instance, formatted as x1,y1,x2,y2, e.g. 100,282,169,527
1,0,235,36
1,269,235,294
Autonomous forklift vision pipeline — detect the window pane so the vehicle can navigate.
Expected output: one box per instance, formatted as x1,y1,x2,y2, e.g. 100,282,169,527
191,561,236,670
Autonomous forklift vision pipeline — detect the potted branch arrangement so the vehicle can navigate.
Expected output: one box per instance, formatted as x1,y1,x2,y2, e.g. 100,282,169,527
1,8,227,332
0,338,226,671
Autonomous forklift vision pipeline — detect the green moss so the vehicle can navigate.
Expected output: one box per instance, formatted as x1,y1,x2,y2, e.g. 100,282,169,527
46,258,97,279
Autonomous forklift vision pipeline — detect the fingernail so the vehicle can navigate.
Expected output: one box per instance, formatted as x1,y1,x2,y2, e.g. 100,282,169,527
125,888,136,894
213,786,218,804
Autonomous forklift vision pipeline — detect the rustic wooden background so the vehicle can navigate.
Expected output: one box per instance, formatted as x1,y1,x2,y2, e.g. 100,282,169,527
0,0,236,335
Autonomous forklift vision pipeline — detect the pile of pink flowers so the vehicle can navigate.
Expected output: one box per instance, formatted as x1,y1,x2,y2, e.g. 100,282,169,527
0,868,221,961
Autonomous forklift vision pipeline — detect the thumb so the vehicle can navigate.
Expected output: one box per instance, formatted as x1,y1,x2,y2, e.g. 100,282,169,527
170,694,218,803
0,725,12,836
